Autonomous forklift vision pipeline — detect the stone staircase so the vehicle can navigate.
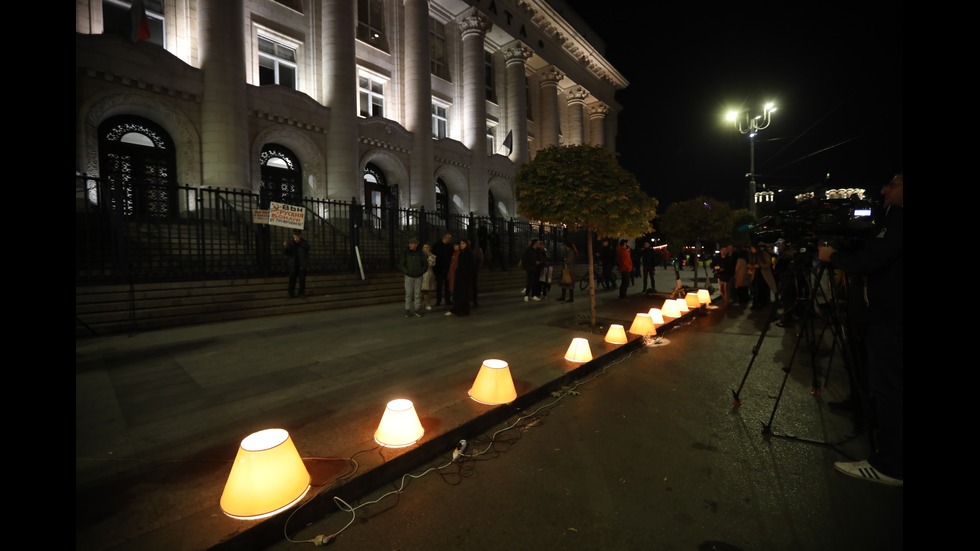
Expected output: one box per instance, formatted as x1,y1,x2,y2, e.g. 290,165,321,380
75,268,526,338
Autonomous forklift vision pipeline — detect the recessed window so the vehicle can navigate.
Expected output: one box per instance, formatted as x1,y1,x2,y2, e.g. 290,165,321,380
258,36,297,89
430,18,450,81
486,125,496,156
359,73,386,118
485,50,497,103
357,0,389,52
100,0,165,47
432,102,449,139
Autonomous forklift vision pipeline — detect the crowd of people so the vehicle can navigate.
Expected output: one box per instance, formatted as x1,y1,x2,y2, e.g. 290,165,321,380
399,233,485,318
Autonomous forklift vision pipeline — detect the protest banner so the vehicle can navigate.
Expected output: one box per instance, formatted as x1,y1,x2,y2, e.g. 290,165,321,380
269,202,305,229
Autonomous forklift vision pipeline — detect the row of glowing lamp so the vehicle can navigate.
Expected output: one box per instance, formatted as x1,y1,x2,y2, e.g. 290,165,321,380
219,290,712,520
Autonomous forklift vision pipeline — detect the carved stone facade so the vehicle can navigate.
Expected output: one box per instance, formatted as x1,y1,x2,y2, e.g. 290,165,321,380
75,0,627,217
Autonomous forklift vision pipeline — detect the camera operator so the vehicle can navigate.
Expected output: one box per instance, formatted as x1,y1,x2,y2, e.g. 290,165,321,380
818,173,903,487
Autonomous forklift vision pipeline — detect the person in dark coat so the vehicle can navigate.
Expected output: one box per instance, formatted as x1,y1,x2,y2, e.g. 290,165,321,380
283,229,310,298
447,239,475,316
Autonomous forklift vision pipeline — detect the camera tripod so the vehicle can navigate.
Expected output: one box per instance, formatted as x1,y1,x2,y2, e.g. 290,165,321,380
730,254,864,444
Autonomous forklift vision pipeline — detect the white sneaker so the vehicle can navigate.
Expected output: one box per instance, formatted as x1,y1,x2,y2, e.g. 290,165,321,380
524,296,529,302
833,460,903,487
532,296,541,301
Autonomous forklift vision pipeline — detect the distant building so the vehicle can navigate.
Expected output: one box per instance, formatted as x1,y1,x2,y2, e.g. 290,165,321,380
76,0,628,222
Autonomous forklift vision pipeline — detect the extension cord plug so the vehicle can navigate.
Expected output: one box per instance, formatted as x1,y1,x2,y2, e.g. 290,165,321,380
453,439,467,461
312,534,335,546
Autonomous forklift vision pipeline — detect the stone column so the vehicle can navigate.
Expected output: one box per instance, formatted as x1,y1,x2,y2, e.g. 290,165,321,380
459,10,492,215
199,0,249,189
589,102,610,148
566,86,588,146
405,0,433,209
538,67,563,148
503,42,532,164
322,0,359,200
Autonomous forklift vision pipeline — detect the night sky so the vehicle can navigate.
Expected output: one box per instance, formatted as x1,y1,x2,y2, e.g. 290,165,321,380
563,1,904,213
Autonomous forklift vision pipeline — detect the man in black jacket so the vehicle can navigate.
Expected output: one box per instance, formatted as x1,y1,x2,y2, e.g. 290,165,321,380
283,229,310,298
819,173,903,486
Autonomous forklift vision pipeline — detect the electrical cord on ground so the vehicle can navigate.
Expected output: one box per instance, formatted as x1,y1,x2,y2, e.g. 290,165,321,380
291,346,646,546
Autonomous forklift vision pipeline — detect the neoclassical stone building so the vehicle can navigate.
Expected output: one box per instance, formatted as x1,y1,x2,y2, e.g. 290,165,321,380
75,0,628,221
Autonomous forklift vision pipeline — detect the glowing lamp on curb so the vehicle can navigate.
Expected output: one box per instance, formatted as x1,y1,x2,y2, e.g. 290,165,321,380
604,324,628,345
629,313,657,339
565,338,593,362
661,301,681,321
685,292,701,310
220,429,311,520
647,308,665,328
675,299,690,314
469,359,518,405
374,399,425,448
698,289,712,305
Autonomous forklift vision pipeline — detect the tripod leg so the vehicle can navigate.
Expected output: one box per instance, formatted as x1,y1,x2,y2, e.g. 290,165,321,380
731,295,783,405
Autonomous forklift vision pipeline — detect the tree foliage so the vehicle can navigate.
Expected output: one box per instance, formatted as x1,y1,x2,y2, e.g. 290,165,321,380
516,145,658,325
516,145,657,238
660,196,735,248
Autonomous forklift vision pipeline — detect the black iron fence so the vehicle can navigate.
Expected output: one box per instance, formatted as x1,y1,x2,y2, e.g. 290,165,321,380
75,174,569,284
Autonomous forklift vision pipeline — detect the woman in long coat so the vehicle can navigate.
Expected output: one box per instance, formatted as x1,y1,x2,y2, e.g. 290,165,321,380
447,240,474,316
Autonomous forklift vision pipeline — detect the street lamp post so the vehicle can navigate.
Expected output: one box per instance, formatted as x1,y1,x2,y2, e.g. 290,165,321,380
727,103,776,216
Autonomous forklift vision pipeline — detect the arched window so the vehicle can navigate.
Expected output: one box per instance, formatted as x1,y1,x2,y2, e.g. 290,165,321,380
435,178,449,217
98,115,177,218
259,144,302,208
363,163,390,228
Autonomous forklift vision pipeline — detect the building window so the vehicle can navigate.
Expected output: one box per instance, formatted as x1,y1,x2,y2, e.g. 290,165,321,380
432,101,449,139
436,178,449,217
358,72,386,118
486,125,496,156
98,114,177,218
357,0,389,52
258,36,297,89
101,0,165,48
430,18,450,81
485,50,497,103
260,144,302,207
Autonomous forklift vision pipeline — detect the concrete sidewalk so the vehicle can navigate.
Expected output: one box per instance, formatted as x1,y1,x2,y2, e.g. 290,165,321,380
75,266,902,550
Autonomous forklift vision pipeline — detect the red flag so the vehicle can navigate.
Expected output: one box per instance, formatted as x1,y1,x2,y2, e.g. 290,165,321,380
129,0,152,43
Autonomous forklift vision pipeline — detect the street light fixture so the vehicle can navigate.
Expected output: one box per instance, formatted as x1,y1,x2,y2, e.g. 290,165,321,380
727,103,777,215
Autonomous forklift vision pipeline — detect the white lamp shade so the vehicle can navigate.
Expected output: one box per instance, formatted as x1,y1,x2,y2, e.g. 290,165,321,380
220,429,311,520
661,300,680,320
685,292,701,309
469,359,518,405
697,289,711,304
374,399,425,448
675,298,690,314
629,313,657,337
647,308,665,327
565,337,593,362
604,324,628,344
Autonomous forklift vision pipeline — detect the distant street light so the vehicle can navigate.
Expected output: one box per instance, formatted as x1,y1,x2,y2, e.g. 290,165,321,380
727,103,777,216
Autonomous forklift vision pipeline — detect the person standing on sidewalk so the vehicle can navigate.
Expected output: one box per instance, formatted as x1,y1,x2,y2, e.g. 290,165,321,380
616,239,633,299
283,229,310,298
522,239,542,302
639,241,657,293
433,233,454,307
819,173,903,487
399,237,428,318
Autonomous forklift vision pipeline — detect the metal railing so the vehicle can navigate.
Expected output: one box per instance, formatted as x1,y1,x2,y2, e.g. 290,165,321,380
75,174,568,284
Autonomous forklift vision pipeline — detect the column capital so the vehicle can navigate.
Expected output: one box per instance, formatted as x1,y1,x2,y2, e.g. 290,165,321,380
538,67,564,87
567,86,589,105
459,10,492,39
589,102,610,119
503,42,533,66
